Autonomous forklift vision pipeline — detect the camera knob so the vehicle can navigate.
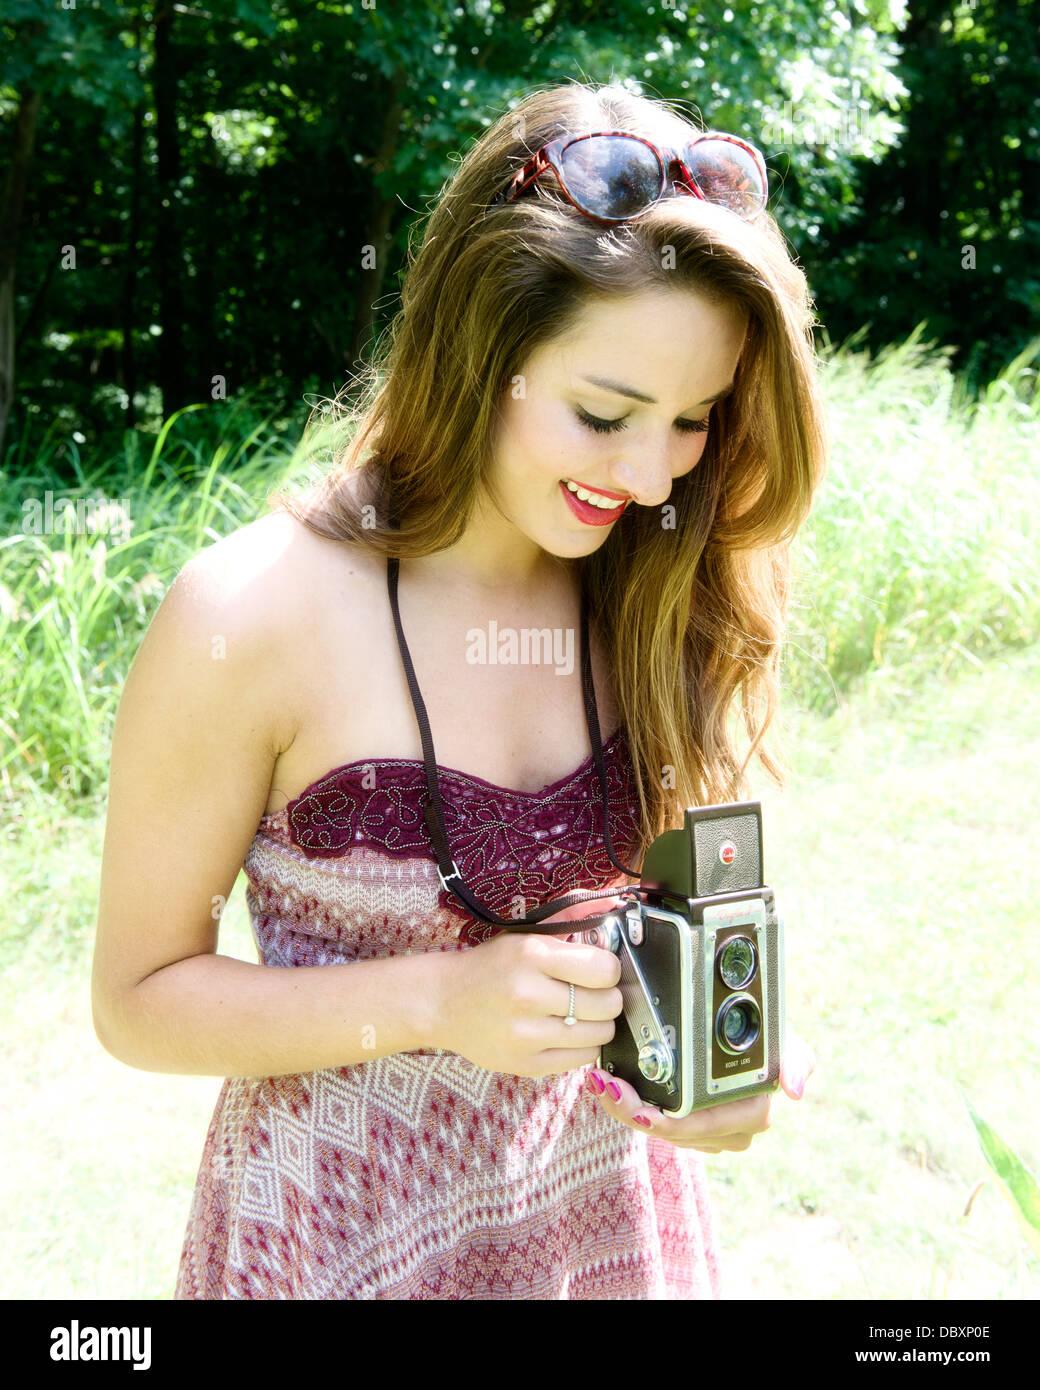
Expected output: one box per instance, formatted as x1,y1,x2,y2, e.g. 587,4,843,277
582,916,621,952
637,1041,674,1084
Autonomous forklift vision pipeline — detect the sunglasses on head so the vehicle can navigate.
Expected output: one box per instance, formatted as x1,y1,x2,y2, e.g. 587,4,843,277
489,129,768,224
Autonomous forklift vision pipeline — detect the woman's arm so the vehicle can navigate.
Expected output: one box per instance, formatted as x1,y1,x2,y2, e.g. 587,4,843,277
101,948,451,1078
91,530,449,1078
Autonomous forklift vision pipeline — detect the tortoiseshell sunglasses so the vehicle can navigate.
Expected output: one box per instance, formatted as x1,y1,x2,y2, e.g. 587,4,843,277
489,129,768,223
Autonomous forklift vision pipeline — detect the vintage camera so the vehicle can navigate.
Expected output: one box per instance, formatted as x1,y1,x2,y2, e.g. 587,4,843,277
583,800,784,1116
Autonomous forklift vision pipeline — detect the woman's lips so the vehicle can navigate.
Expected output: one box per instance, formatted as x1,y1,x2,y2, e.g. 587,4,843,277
567,479,631,502
559,479,631,527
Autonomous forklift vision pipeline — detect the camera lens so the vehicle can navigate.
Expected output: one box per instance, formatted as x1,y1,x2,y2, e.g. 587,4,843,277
715,994,761,1055
717,935,756,989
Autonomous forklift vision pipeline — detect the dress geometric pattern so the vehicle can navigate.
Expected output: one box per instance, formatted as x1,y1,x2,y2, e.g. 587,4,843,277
173,726,722,1299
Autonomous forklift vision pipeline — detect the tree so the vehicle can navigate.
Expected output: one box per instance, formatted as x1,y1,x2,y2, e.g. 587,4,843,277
0,0,147,459
8,0,1032,460
808,0,1040,388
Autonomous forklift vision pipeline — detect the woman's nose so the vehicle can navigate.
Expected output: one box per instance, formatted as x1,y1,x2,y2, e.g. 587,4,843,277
610,453,675,509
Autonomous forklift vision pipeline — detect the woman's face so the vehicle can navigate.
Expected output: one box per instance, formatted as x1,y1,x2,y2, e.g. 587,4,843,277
485,287,748,563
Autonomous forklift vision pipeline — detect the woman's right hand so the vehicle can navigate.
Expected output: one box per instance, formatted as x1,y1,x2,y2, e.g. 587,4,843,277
432,930,624,1077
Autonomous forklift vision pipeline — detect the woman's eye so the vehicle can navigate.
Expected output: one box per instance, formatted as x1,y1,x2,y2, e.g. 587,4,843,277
575,407,709,435
575,408,626,434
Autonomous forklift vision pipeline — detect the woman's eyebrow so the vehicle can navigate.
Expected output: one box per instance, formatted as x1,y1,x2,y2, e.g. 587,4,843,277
578,375,735,406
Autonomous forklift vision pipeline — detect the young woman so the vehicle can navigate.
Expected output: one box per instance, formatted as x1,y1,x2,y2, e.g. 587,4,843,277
92,79,824,1299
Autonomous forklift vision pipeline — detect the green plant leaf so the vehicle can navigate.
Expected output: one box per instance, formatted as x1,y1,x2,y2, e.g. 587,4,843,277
959,1085,1040,1258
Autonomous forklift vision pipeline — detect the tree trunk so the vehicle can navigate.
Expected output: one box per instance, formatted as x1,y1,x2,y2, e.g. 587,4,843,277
0,86,42,463
897,1,944,235
152,2,187,417
191,147,219,406
121,23,145,431
347,68,407,376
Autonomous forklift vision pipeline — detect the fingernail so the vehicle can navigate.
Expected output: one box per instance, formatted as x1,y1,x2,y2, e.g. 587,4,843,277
585,1070,605,1095
607,1081,622,1103
791,1073,806,1099
633,1114,652,1129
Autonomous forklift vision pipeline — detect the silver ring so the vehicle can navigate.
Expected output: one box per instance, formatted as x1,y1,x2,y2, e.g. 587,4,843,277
564,983,577,1027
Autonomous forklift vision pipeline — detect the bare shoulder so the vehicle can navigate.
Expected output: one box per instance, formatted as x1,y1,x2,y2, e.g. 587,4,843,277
183,507,336,596
182,505,382,630
175,505,385,746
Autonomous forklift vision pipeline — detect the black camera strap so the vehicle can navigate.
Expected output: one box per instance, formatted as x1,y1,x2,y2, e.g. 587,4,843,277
386,553,644,931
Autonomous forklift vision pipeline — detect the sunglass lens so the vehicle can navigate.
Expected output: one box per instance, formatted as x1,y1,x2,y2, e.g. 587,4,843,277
683,138,767,216
559,136,663,220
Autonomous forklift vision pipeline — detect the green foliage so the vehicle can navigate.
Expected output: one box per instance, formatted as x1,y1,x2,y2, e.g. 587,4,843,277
7,0,1005,455
0,399,300,809
809,0,1040,393
959,1086,1040,1258
782,329,1040,713
1,0,145,112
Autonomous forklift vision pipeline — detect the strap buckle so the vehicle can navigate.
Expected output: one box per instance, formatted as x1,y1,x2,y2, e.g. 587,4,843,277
437,860,463,895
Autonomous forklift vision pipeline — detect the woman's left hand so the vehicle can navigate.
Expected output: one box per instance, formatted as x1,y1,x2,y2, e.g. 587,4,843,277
585,1029,816,1152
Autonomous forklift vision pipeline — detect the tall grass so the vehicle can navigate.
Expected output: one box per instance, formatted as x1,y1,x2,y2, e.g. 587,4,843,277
1,329,1038,813
783,326,1040,713
0,398,308,813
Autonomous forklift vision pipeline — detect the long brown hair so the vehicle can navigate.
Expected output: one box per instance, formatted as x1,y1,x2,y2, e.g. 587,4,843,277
270,79,828,864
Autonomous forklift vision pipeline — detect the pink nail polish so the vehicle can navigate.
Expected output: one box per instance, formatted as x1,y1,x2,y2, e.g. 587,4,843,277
585,1070,605,1095
607,1081,622,1103
633,1114,652,1128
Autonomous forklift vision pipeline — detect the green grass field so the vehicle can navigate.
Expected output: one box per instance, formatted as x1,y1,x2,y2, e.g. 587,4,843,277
2,328,1038,1298
709,643,1040,1299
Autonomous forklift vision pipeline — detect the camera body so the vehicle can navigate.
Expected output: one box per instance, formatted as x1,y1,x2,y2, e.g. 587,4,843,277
585,801,784,1117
